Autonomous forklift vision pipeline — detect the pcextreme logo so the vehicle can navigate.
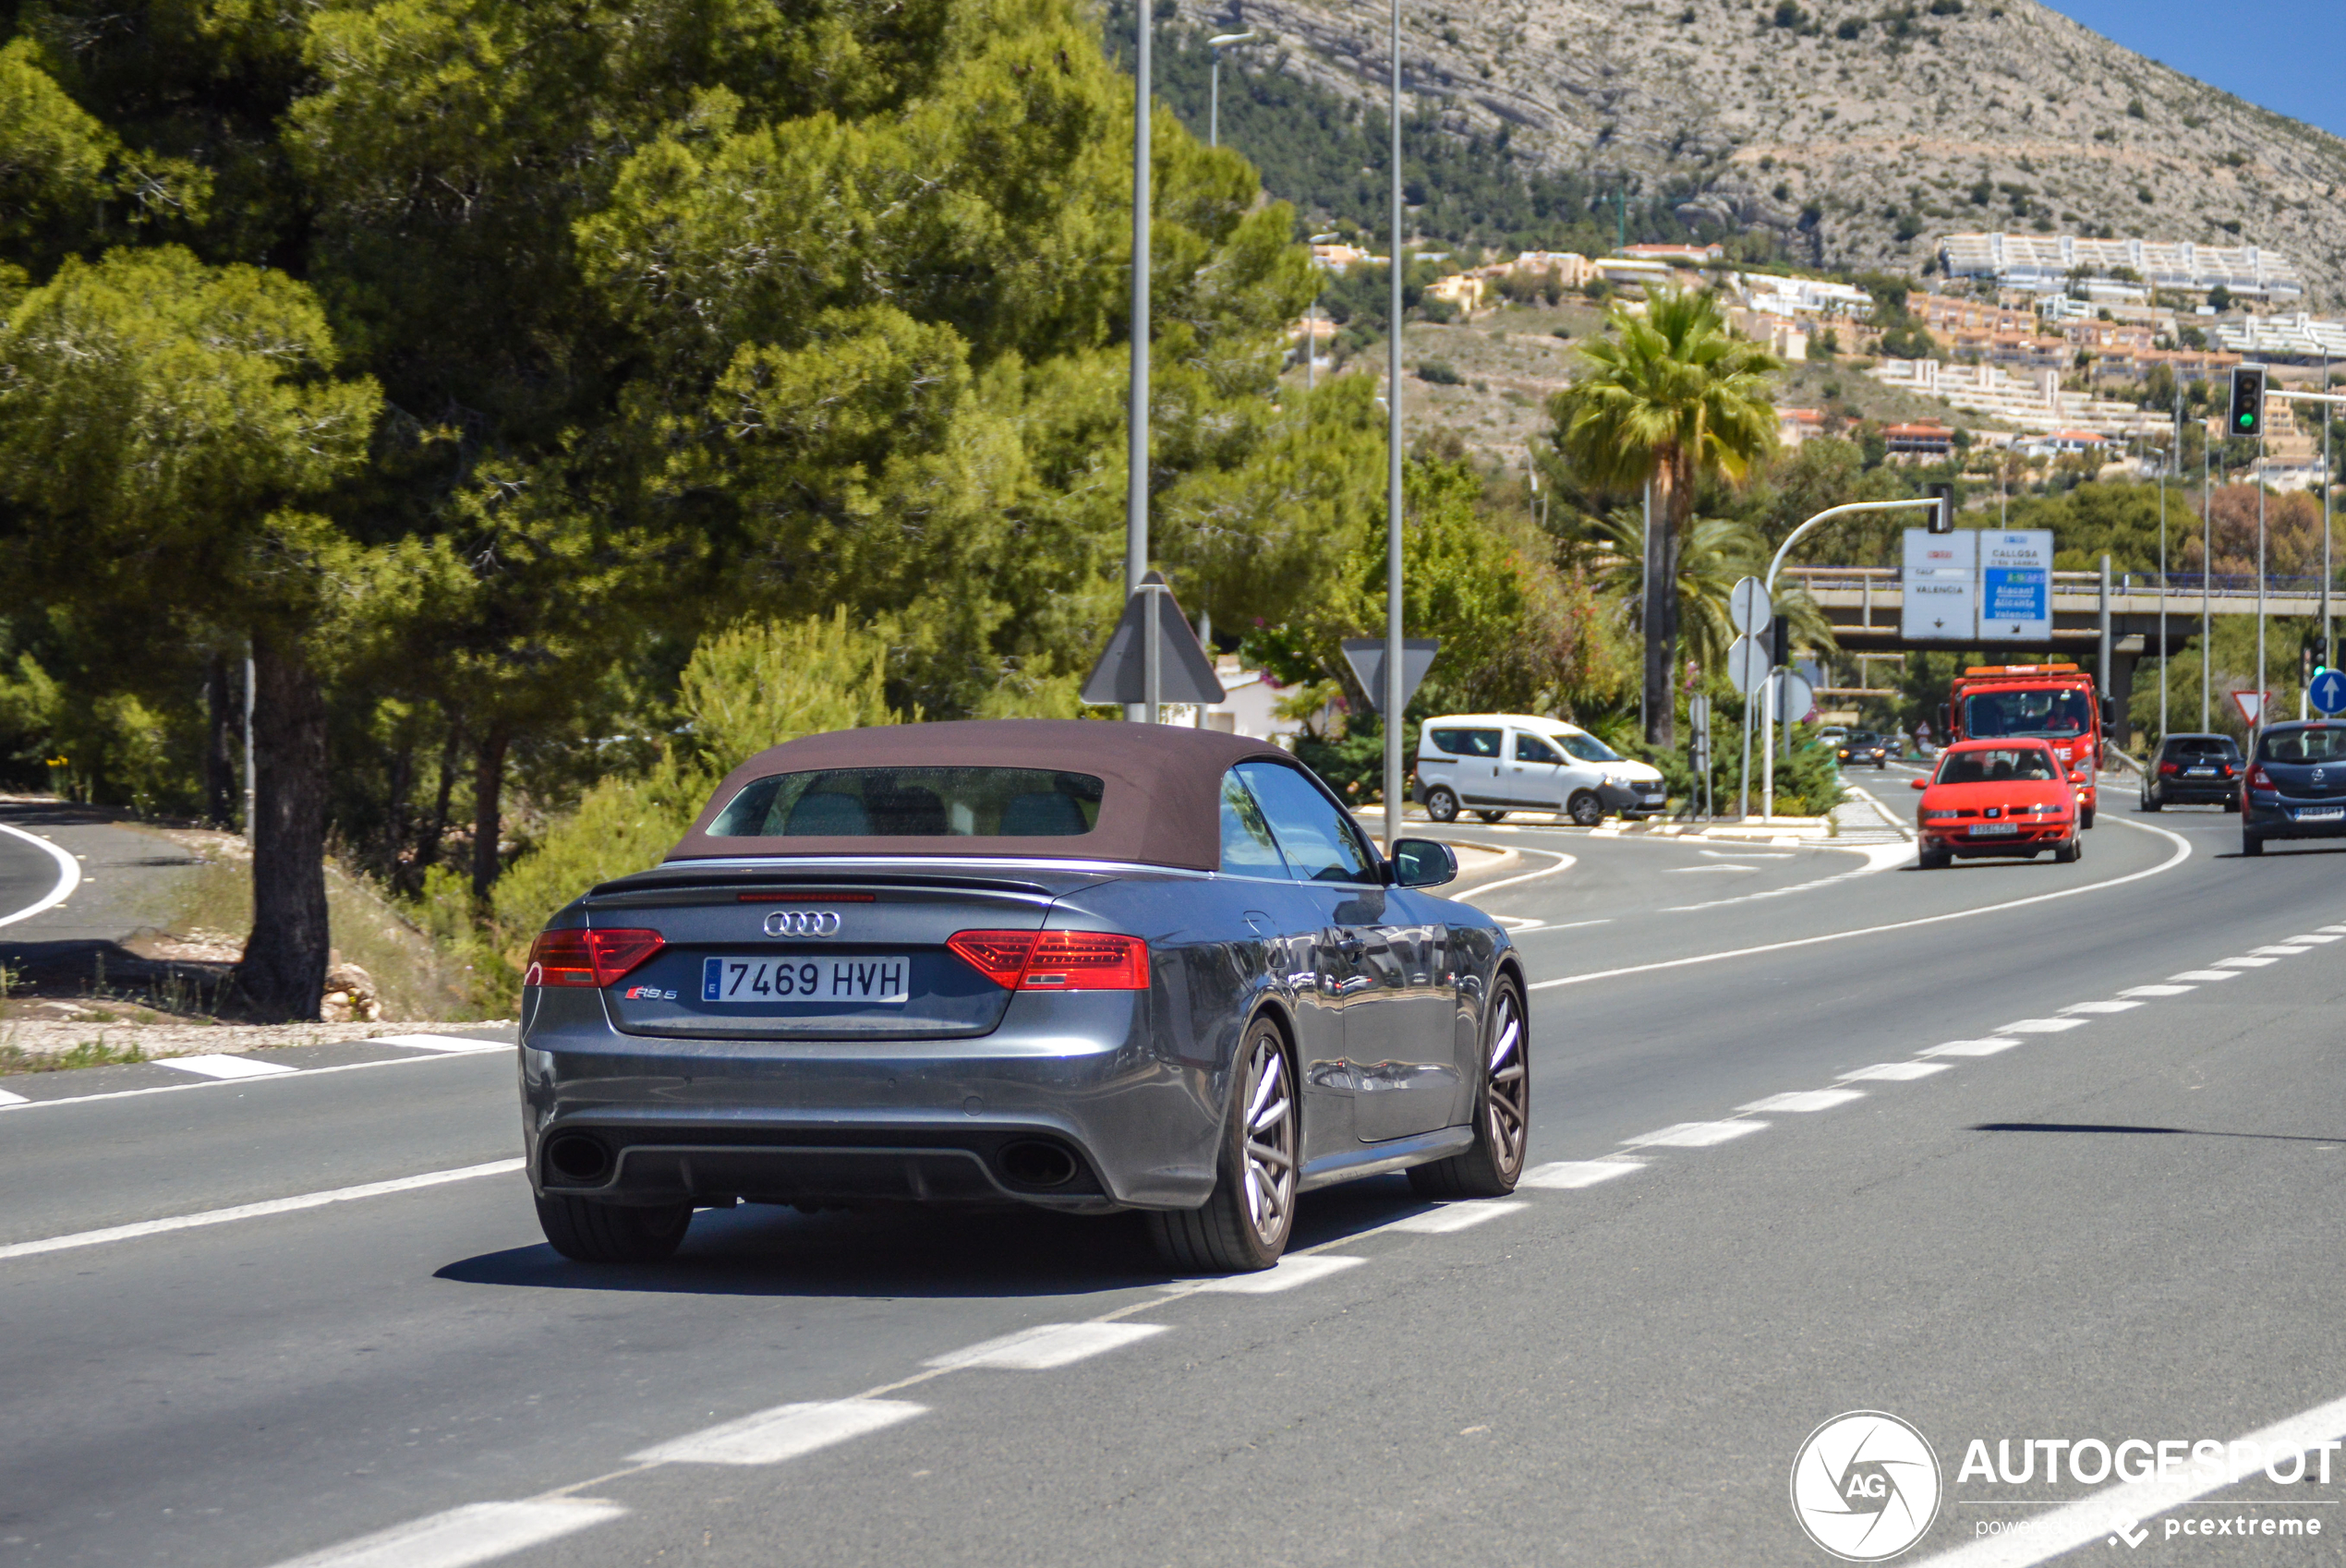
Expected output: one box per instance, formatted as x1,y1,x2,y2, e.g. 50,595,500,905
1792,1411,1943,1562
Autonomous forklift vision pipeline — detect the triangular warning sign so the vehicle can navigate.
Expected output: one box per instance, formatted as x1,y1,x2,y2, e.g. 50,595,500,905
2231,690,2268,726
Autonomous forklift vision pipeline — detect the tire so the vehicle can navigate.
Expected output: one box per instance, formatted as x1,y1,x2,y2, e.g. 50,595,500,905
2080,804,2096,830
1409,973,1529,1200
1566,790,1603,827
2243,831,2265,857
1146,1016,1298,1272
1425,786,1459,824
2054,836,2080,864
1876,758,1887,771
1918,847,1951,870
1475,810,1509,823
534,1193,693,1264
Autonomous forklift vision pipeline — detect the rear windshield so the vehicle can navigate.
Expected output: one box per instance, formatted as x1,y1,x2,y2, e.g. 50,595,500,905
2164,737,2239,759
1936,747,2059,783
1965,689,2092,739
707,767,1105,838
2258,729,2346,764
1426,727,1501,757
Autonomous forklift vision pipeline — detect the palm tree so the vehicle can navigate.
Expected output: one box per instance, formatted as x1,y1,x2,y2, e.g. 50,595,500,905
1588,509,1833,678
1549,288,1781,745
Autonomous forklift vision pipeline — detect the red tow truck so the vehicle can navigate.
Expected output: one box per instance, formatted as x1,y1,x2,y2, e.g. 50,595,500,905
1940,663,2115,828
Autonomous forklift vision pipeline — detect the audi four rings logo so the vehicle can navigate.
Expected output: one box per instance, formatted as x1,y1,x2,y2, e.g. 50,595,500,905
763,910,843,938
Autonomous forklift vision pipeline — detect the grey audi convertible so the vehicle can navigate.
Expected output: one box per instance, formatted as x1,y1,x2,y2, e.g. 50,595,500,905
518,720,1529,1272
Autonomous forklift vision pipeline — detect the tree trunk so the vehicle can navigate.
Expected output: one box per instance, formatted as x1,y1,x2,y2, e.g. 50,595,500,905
470,723,509,902
203,652,244,828
236,634,331,1022
411,718,462,886
1642,472,1678,749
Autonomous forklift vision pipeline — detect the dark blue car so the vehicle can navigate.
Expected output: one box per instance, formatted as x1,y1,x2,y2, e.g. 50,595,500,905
518,720,1529,1272
2242,720,2346,854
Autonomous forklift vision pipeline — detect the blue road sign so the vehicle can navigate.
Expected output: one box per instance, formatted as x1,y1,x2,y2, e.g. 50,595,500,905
2311,669,2346,717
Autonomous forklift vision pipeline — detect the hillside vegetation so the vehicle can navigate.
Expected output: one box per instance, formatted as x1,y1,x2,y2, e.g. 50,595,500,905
1155,0,2346,302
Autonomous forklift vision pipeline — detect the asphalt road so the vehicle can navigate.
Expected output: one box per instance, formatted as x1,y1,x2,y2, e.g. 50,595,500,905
6,785,2345,1567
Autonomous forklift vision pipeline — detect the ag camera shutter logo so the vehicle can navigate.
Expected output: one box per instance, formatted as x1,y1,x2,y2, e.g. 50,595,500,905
1792,1411,1941,1561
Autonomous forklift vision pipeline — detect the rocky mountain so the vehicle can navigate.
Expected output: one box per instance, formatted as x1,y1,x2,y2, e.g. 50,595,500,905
1158,0,2346,305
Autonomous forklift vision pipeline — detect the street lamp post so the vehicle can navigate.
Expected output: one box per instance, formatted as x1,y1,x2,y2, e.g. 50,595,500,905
1125,0,1153,723
1205,32,1254,149
1381,0,1404,855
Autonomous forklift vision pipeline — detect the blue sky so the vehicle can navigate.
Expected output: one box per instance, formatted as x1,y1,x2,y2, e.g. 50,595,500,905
2040,4,2346,139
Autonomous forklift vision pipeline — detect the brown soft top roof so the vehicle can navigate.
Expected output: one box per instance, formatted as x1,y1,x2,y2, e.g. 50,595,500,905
668,719,1298,871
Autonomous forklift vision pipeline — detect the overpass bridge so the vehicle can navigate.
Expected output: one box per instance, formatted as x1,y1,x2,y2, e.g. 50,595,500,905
1783,567,2336,743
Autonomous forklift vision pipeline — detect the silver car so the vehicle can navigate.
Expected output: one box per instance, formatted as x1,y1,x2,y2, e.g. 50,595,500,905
519,721,1530,1272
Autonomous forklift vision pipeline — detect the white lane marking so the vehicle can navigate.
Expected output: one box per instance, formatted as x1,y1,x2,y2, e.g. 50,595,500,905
0,1087,28,1106
1837,1062,1952,1082
2217,955,2279,968
0,1040,514,1112
2000,1017,2089,1033
2170,969,2241,982
0,1158,525,1262
2060,998,2144,1014
2318,925,2346,935
372,1033,513,1054
1741,1090,1868,1113
1460,848,1577,898
2285,933,2343,943
0,820,80,929
1700,849,1793,859
924,1321,1167,1370
1668,864,1756,873
1189,1254,1367,1294
630,1398,925,1465
1913,1389,2346,1568
1489,913,1544,931
1629,1120,1769,1148
1520,1160,1645,1189
260,1499,625,1568
1920,1037,2021,1057
2119,984,2195,997
1387,1201,1527,1234
157,1053,298,1080
1531,816,2192,988
2251,943,2314,955
1663,840,1913,912
1843,782,1918,841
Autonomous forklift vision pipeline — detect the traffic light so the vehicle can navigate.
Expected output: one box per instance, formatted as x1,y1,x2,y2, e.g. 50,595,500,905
2230,365,2267,439
1925,480,1954,535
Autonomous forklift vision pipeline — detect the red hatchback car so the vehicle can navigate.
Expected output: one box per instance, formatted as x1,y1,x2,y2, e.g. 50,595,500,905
1909,738,2083,869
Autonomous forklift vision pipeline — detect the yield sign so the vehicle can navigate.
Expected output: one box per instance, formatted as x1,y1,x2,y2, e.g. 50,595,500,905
1340,638,1441,715
2231,690,2269,726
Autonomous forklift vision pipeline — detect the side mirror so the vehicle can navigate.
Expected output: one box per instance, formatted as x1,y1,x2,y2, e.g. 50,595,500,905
2069,770,2086,784
1389,838,1457,889
2100,696,2119,729
1908,778,1929,790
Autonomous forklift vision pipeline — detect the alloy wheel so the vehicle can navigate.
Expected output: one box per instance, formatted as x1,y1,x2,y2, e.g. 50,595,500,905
1239,1028,1297,1248
1482,985,1529,1179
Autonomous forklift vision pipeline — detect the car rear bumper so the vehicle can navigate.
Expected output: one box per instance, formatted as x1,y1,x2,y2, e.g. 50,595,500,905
2150,780,2237,804
518,987,1221,1214
2244,797,2346,838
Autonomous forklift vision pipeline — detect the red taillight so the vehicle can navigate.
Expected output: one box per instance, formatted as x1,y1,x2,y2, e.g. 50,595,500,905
2159,761,2179,776
526,928,665,987
2250,766,2275,792
947,930,1150,991
2220,764,2237,777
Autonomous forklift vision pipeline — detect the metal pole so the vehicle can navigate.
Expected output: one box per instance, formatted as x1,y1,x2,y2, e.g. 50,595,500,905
1124,0,1152,724
1381,0,1403,855
2327,352,2334,672
1738,685,1753,819
1306,299,1315,392
2257,431,2267,733
1639,477,1652,741
1144,584,1161,725
1209,54,1217,148
243,648,256,843
2202,421,2211,731
2098,552,2111,713
2159,392,2170,745
1761,671,1774,820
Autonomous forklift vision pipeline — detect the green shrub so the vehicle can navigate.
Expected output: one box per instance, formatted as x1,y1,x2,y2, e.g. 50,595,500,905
1416,360,1463,385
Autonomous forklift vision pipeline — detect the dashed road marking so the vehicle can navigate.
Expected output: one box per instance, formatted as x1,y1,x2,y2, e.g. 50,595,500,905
1520,1160,1645,1189
0,1159,526,1262
2059,998,2144,1014
2217,955,2280,968
2250,944,2314,956
1921,1037,2022,1057
2170,969,2241,982
1741,1090,1868,1113
2001,1017,2090,1032
2119,983,2195,997
1837,1062,1952,1082
2285,933,2343,943
372,1033,514,1054
630,1399,925,1465
1387,1202,1527,1234
159,1052,298,1080
1189,1254,1367,1294
262,1499,625,1568
1630,1120,1769,1148
924,1322,1167,1370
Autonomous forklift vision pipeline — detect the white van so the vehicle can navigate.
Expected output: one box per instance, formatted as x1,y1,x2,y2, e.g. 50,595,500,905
1414,714,1668,826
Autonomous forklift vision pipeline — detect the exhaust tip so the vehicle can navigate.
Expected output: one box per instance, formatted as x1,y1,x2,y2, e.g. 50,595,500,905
998,1140,1080,1189
545,1132,612,1184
